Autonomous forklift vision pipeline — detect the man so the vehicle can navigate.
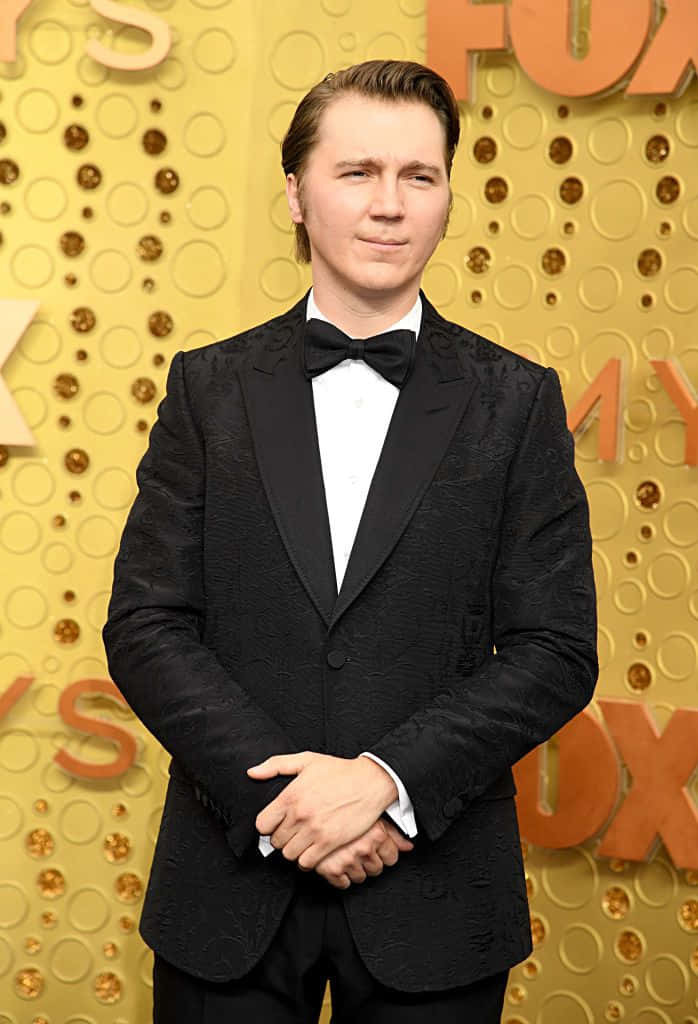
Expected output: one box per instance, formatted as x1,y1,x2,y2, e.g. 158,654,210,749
103,59,598,1022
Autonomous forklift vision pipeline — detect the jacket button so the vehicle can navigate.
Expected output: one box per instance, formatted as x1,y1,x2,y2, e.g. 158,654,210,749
443,796,463,818
327,648,346,668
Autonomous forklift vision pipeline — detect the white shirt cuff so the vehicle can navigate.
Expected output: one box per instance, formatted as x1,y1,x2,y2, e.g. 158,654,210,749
359,751,418,838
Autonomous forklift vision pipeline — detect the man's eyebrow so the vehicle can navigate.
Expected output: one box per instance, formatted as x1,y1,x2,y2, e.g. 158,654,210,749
334,158,443,175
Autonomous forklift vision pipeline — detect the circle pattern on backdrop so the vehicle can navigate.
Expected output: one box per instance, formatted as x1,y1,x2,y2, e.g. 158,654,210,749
0,11,696,1024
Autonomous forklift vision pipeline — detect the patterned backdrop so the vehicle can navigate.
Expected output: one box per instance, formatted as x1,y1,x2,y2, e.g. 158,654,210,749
0,1,697,1021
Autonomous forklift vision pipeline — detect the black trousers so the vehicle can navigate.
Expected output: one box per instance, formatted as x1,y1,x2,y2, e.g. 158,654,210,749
152,868,509,1023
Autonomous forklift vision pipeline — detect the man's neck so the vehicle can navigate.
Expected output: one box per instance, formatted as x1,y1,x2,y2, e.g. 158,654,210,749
310,279,421,339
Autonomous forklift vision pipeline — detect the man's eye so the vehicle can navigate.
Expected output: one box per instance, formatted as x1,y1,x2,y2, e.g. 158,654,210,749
344,170,367,177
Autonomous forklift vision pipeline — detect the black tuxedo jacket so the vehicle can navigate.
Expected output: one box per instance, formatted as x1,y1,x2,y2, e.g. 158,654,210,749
102,288,598,992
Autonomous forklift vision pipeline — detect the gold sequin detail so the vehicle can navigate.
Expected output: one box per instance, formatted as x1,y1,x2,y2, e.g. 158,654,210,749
542,247,566,274
636,480,661,509
559,177,583,203
53,373,79,399
645,135,670,162
104,832,132,863
508,983,526,1003
70,306,96,332
155,167,179,193
616,929,643,962
77,163,101,189
679,899,698,932
656,175,680,204
637,248,662,276
627,662,651,691
64,448,90,474
37,867,65,898
64,124,89,150
54,618,80,644
138,234,164,261
530,915,546,945
484,176,508,202
0,158,20,184
94,971,123,1004
466,246,491,273
549,136,573,163
26,828,54,858
14,967,44,999
603,886,630,919
619,974,638,995
143,128,167,154
60,231,85,257
148,310,174,337
132,377,157,403
115,872,143,902
473,137,497,163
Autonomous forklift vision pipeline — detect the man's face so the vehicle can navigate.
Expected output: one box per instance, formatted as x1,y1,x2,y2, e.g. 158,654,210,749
286,93,452,301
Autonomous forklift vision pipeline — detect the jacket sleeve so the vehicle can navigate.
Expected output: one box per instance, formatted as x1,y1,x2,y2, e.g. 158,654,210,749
102,349,300,861
367,366,599,844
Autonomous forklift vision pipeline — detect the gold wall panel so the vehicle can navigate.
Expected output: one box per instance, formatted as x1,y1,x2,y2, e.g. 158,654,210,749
0,1,696,1021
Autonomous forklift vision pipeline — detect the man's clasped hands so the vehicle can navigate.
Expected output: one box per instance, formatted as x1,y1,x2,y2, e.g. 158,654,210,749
247,751,415,890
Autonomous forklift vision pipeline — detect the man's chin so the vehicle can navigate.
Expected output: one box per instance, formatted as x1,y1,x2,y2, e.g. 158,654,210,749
343,266,413,297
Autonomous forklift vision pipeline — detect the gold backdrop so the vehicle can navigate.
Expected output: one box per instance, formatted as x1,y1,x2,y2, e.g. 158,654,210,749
0,1,697,1021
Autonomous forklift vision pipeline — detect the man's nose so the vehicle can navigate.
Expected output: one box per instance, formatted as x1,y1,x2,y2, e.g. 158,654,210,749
369,179,404,217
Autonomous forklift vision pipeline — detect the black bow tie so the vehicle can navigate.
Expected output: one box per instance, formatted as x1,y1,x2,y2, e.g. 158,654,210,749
303,318,417,389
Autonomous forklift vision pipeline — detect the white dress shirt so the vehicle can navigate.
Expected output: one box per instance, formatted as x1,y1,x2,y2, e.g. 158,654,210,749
257,288,421,857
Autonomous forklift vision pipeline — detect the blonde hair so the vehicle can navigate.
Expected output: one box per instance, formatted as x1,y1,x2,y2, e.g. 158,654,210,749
281,59,461,263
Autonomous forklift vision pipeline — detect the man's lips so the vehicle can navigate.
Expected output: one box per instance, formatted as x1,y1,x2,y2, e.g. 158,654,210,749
359,238,407,247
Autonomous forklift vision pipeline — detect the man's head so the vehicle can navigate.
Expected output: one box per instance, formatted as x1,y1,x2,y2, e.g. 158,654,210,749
282,60,460,302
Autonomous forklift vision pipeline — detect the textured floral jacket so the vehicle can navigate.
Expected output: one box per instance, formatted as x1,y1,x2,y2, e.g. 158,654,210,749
102,288,598,991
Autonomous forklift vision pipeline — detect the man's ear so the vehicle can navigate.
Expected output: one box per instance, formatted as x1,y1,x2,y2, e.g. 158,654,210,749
286,173,304,224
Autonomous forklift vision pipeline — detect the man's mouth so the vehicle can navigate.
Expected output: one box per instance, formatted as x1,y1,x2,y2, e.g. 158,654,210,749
359,238,407,247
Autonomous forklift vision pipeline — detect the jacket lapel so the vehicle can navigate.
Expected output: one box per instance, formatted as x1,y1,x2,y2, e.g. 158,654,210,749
238,289,478,631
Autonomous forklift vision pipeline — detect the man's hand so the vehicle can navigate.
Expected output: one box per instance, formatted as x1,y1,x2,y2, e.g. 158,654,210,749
247,752,398,868
307,817,415,889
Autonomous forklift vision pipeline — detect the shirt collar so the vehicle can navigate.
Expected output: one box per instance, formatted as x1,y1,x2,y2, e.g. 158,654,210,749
306,287,422,340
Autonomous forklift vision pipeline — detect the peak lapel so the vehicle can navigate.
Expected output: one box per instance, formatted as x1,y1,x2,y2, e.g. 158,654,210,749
239,291,339,628
238,290,478,632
